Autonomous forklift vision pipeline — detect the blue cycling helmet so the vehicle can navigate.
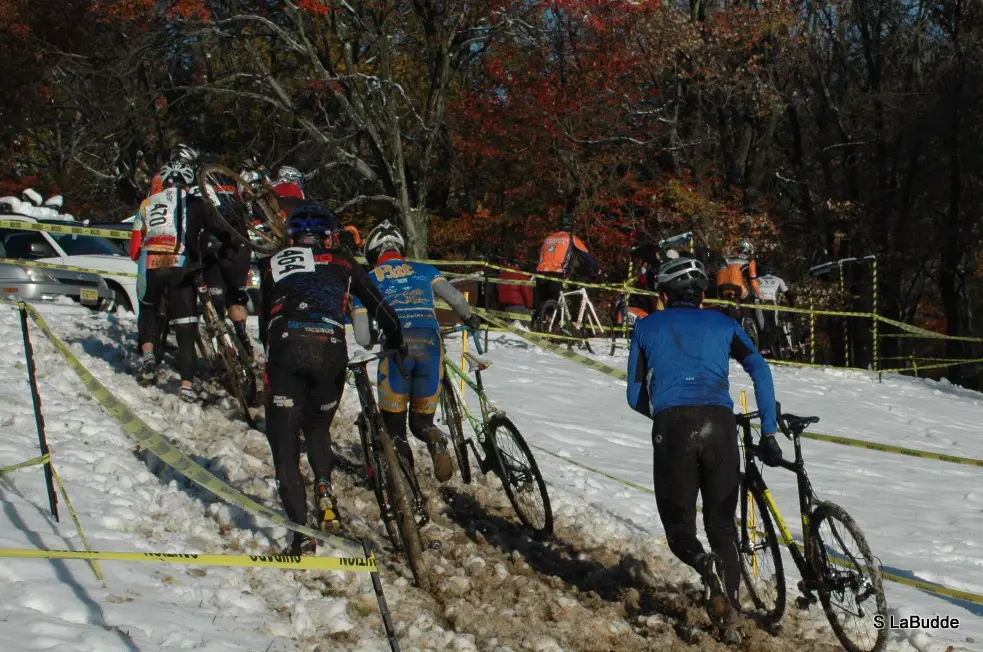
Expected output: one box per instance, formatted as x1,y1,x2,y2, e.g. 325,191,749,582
287,204,341,239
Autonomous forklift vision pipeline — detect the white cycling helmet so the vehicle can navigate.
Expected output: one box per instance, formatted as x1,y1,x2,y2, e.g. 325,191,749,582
364,220,406,267
276,165,305,188
657,257,708,299
170,144,200,165
158,162,195,188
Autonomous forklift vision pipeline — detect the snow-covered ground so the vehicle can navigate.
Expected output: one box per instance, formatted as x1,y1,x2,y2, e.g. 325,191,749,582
0,301,980,652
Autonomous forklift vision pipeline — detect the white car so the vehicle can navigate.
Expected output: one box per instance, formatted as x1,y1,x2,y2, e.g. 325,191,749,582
0,214,138,312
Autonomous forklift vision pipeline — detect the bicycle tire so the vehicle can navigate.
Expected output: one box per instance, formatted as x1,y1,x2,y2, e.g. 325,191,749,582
485,414,553,539
196,164,284,256
216,326,255,427
375,412,427,587
440,376,471,483
358,413,402,551
808,501,888,652
737,485,786,623
353,371,426,587
741,314,759,349
537,299,562,335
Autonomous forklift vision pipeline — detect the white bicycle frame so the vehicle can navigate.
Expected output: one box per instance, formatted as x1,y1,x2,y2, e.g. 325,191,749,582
549,287,604,338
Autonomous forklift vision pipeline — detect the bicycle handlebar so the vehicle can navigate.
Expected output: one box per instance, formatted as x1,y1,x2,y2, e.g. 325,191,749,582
439,323,485,355
735,402,819,441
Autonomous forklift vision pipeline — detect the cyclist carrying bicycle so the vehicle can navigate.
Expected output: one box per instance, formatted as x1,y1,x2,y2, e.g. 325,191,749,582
264,206,404,555
130,161,215,402
351,220,481,484
626,256,783,645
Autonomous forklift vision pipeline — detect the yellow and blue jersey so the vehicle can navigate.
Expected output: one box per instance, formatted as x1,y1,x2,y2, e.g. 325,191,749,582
353,260,444,332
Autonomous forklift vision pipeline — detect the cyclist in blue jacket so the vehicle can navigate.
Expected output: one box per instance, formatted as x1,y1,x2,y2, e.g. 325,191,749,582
626,256,783,645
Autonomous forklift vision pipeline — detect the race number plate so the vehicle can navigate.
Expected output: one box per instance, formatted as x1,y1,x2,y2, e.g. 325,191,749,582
147,254,179,269
80,288,99,304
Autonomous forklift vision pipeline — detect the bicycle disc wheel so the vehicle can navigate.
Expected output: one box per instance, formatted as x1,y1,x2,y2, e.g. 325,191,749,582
808,501,888,652
196,164,284,256
737,485,786,623
358,413,402,551
439,376,471,483
485,414,553,539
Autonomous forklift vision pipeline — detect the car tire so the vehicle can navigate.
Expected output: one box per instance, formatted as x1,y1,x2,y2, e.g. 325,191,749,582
112,287,133,313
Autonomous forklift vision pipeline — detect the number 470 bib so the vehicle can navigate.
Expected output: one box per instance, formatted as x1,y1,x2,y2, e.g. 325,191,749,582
271,248,316,282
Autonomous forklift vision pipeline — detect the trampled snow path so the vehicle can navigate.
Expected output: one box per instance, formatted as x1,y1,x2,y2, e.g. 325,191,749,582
0,302,980,651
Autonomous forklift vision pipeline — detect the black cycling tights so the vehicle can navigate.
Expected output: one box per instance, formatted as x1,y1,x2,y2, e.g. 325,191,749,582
651,405,741,607
264,324,346,525
138,268,198,382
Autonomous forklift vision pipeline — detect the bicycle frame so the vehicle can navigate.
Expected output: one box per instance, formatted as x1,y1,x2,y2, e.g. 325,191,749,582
440,328,504,474
737,414,821,590
554,287,604,337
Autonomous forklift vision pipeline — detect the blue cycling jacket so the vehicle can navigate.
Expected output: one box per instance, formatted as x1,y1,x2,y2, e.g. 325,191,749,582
626,303,778,433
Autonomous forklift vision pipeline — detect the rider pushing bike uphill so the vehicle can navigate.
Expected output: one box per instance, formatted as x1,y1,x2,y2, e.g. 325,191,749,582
264,206,404,555
352,220,481,484
626,256,783,645
130,161,215,403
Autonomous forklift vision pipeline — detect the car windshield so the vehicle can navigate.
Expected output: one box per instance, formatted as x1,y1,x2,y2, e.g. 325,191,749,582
48,230,123,256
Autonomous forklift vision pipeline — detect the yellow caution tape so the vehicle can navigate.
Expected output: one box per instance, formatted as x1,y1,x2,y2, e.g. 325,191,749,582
477,309,629,380
797,431,983,467
49,460,105,586
7,301,368,559
0,258,138,279
878,315,983,343
0,548,378,572
0,453,51,474
0,219,132,240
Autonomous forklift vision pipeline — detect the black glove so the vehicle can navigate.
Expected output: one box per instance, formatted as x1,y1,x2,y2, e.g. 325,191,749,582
464,314,482,331
386,332,409,367
758,434,784,467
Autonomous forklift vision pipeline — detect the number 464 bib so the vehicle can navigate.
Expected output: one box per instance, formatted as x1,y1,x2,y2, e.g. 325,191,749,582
271,248,316,282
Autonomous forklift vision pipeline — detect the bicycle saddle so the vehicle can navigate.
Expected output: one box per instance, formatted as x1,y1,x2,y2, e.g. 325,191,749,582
781,414,819,434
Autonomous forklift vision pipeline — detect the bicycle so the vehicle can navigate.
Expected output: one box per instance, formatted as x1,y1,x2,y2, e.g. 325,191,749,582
437,325,553,539
196,164,286,256
192,268,258,427
735,405,888,652
348,349,428,587
537,285,605,354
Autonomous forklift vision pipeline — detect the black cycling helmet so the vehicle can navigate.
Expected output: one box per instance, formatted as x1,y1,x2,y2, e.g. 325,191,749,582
558,212,576,233
364,220,406,267
657,256,708,303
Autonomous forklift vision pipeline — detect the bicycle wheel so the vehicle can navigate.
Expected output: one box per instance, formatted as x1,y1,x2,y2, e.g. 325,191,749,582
358,413,402,550
216,327,256,427
808,501,888,652
485,414,553,539
537,299,562,335
375,413,427,587
741,314,759,349
196,164,284,256
439,376,471,483
737,485,786,623
353,371,426,587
